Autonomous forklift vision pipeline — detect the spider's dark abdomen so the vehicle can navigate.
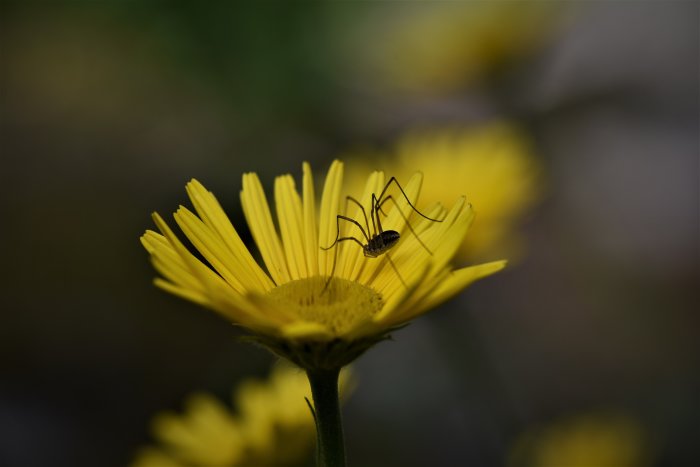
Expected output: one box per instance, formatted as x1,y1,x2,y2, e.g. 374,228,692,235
364,230,400,257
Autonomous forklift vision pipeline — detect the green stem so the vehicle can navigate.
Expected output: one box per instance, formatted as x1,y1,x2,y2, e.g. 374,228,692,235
306,368,346,467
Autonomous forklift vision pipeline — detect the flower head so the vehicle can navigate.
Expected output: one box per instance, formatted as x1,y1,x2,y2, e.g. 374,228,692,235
508,412,651,467
132,364,350,467
353,2,558,94
141,161,504,369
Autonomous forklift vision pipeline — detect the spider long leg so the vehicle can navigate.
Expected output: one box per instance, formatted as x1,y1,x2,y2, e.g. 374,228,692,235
344,196,371,239
335,236,366,250
321,215,371,250
377,195,434,255
371,193,382,235
376,195,391,217
323,241,339,294
375,176,445,223
322,236,366,293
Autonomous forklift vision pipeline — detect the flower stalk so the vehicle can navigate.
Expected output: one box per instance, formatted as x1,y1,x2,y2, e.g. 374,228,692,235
306,367,345,467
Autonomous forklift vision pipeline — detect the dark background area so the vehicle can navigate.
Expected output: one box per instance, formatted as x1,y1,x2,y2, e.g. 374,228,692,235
1,2,698,466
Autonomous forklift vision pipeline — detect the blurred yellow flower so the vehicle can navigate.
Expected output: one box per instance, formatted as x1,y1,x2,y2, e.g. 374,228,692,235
357,2,559,93
343,122,541,263
508,412,652,467
141,160,505,369
132,364,351,467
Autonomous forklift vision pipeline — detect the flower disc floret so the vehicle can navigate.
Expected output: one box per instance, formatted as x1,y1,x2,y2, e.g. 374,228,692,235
264,277,384,336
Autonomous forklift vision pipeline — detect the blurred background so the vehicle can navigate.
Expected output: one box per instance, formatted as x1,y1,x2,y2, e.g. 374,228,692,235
1,1,698,466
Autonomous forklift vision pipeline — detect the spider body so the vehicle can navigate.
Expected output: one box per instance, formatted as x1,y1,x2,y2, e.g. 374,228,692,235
321,176,444,290
363,230,400,258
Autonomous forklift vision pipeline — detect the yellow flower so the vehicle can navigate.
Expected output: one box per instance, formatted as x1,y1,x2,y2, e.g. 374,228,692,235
355,2,559,93
141,160,505,369
508,412,652,467
343,122,541,263
132,364,350,467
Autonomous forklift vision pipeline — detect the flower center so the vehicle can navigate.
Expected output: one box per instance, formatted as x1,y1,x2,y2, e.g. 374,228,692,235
266,276,384,336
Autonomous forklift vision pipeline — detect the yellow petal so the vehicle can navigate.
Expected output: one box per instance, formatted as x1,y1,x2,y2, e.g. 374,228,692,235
241,173,290,285
174,206,248,294
317,160,344,277
141,230,205,293
425,200,475,276
185,179,274,293
195,290,289,337
275,175,307,280
153,278,211,308
151,213,235,297
302,162,319,277
392,260,507,326
373,261,430,324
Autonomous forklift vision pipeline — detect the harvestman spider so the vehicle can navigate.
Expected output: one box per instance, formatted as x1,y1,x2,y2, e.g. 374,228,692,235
321,177,444,290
